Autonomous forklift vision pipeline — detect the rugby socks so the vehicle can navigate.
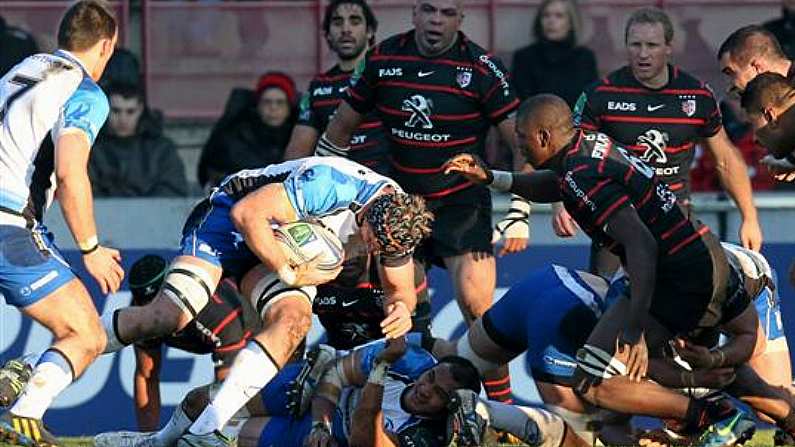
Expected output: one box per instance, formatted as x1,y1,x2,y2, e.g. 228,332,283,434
684,396,735,432
10,349,74,419
485,400,566,447
188,340,279,435
101,309,128,353
155,401,193,446
484,369,514,404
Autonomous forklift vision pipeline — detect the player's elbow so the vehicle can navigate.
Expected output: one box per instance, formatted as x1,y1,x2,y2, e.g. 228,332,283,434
230,202,255,233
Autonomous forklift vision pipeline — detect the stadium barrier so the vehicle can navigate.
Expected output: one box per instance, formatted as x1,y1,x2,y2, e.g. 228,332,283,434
1,192,794,434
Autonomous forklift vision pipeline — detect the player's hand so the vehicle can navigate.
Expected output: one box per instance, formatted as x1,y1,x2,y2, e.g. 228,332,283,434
380,301,412,339
83,245,124,295
674,338,721,369
617,331,648,382
762,154,795,182
443,154,492,184
292,256,343,286
692,367,737,389
493,194,530,257
304,421,335,447
551,203,578,238
377,336,407,364
739,218,763,252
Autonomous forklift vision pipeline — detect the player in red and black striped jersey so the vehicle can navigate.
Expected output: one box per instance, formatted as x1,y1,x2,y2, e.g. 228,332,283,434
318,0,529,406
284,0,390,175
561,8,761,276
445,95,762,440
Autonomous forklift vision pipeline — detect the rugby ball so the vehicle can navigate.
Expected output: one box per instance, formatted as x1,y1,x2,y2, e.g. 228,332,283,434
274,221,345,273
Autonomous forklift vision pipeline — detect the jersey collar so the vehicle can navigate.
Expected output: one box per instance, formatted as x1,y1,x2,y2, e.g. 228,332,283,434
54,49,91,76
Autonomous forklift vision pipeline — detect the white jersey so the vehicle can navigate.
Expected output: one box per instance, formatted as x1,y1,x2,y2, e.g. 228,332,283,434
0,51,109,226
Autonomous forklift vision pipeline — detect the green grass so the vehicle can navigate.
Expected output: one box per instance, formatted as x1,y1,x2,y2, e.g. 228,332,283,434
0,430,784,446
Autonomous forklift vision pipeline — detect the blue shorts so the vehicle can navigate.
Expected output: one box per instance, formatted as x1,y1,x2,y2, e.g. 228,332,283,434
482,265,614,385
756,286,785,342
0,224,76,308
180,200,260,278
257,362,347,447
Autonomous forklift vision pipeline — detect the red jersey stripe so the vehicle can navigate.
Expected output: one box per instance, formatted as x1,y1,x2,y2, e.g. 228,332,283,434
489,98,520,120
594,85,712,97
623,165,635,183
391,157,445,174
424,181,475,199
668,226,710,255
661,218,689,240
315,73,351,82
358,121,382,129
637,186,654,208
579,179,611,211
369,54,489,75
595,194,629,226
378,80,478,99
313,99,342,108
376,104,481,121
390,135,477,148
626,142,694,154
602,115,706,125
212,308,242,336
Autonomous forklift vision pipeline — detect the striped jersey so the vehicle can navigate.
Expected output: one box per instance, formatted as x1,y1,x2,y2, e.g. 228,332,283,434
573,65,722,199
557,129,712,269
0,51,109,226
345,30,519,199
298,65,390,174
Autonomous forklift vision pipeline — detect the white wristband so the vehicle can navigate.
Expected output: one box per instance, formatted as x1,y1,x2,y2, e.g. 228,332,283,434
488,170,513,192
77,235,99,251
277,264,297,286
367,361,390,385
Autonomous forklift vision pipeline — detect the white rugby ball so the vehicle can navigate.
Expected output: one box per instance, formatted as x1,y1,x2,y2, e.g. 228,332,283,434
274,221,345,272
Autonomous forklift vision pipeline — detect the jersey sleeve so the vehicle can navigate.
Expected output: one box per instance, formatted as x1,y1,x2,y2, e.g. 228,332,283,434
697,84,723,138
345,50,378,115
477,54,519,124
52,77,109,146
356,339,436,379
296,89,319,129
282,164,359,218
572,83,600,130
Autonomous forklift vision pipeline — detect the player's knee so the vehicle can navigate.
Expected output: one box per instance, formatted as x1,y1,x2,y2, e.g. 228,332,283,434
266,302,312,346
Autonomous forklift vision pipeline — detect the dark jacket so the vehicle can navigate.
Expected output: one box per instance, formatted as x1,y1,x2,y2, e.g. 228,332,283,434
89,110,188,197
0,16,38,76
511,39,598,107
198,88,296,188
765,8,795,60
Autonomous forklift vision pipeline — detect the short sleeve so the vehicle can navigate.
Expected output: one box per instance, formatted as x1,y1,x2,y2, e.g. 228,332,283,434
477,54,519,124
697,84,722,138
345,50,378,115
282,164,359,218
52,77,109,145
355,339,436,379
572,86,600,130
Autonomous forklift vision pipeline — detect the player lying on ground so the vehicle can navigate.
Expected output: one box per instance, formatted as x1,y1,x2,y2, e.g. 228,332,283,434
94,337,588,447
443,94,789,447
94,157,432,444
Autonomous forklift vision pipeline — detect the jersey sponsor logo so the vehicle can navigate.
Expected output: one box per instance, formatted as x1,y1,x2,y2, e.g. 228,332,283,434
587,132,612,159
341,299,359,307
637,129,669,164
379,67,403,77
655,166,680,176
572,93,587,126
615,145,655,178
478,55,510,96
563,171,596,212
656,183,677,212
417,70,434,78
402,95,434,129
351,135,366,145
312,86,333,96
647,104,665,112
391,128,451,142
316,296,337,306
543,355,577,369
681,99,697,117
607,101,636,111
455,69,472,88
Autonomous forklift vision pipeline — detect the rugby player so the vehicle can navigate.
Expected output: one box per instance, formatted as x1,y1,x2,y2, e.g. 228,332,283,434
97,157,432,445
317,0,529,404
555,7,761,276
444,94,764,445
283,0,390,175
0,1,121,445
95,337,587,447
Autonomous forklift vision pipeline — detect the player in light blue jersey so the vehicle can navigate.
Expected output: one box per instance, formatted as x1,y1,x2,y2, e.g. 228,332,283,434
98,156,433,446
0,1,120,445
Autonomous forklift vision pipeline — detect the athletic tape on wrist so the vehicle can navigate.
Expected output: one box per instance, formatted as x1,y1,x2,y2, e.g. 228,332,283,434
277,264,297,287
368,362,390,385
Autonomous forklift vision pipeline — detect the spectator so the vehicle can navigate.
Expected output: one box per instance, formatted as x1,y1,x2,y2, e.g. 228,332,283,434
511,0,597,106
764,0,795,60
99,47,141,88
0,15,39,76
198,72,297,188
89,83,188,197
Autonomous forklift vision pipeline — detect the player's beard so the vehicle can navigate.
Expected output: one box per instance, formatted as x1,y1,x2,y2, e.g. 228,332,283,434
334,38,368,62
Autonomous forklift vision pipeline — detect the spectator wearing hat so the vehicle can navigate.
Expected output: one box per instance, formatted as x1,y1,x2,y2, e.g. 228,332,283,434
198,72,298,188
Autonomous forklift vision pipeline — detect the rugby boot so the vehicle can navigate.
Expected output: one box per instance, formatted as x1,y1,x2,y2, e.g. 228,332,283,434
694,409,756,447
177,430,237,447
285,344,336,417
0,411,59,447
0,358,32,407
94,430,158,447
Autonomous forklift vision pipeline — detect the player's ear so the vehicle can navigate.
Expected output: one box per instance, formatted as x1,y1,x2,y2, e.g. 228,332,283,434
538,128,551,149
764,107,777,125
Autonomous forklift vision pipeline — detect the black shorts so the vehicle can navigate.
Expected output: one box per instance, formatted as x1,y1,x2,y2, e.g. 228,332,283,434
416,186,493,268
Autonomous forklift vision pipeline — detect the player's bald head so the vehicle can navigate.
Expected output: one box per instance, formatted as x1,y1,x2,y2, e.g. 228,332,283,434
517,94,573,132
718,25,787,66
515,95,576,167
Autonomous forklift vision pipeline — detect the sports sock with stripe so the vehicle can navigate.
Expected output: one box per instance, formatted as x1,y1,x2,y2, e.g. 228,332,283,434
155,401,193,446
188,340,279,435
10,349,74,419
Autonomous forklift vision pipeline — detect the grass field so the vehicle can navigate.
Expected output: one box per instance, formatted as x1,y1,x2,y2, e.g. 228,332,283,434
0,430,781,447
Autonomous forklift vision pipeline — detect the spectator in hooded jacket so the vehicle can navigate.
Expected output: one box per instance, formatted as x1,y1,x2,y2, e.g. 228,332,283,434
89,82,188,197
197,72,297,188
511,0,598,107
